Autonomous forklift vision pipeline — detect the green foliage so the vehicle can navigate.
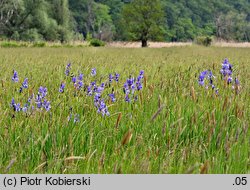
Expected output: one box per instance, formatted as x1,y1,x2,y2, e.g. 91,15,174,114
122,0,166,47
20,29,43,41
89,38,105,46
1,0,250,42
86,33,93,41
215,11,250,41
69,0,115,41
11,32,20,41
195,36,213,46
163,0,250,42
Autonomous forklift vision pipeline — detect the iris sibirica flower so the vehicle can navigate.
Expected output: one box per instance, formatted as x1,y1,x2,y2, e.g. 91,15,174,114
91,68,96,76
22,78,28,88
22,104,29,113
10,98,29,112
65,63,71,76
235,78,240,85
198,70,219,93
43,100,51,111
59,82,65,93
198,70,214,86
10,98,21,112
198,70,208,86
220,59,240,89
220,59,232,77
78,73,84,81
39,86,47,98
72,76,77,83
89,80,109,116
123,70,144,103
35,86,51,111
125,94,130,102
109,93,116,102
109,74,113,83
96,99,110,116
115,73,120,82
12,70,19,82
19,78,28,93
87,85,93,96
72,73,84,90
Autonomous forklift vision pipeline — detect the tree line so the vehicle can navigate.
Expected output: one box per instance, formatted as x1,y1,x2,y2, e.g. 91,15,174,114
0,0,250,45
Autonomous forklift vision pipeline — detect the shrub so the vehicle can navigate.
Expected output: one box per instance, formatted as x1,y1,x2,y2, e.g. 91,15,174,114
0,41,29,48
89,38,105,47
20,29,43,41
32,41,46,47
195,36,212,46
0,41,20,48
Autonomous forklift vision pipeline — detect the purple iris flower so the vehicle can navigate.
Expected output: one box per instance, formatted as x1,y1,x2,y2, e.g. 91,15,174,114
220,59,233,77
140,70,144,76
35,86,51,111
115,73,120,82
87,85,93,96
97,99,110,116
59,82,65,93
109,93,116,102
124,83,130,95
227,76,233,84
22,78,28,88
125,95,130,102
12,70,19,82
97,86,104,93
11,98,21,112
131,83,135,94
43,99,51,111
22,104,28,113
91,68,96,76
109,74,113,83
94,93,101,104
65,63,71,76
78,73,84,81
198,70,208,86
127,78,134,86
72,76,77,83
15,103,21,112
11,98,15,107
235,78,240,85
78,81,83,89
39,86,47,98
215,89,219,95
136,81,143,90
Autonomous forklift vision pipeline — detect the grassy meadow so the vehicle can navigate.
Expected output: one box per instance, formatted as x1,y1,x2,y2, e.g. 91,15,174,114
0,46,249,174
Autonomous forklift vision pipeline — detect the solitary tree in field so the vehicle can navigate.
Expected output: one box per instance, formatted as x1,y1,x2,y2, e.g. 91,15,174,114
121,0,165,47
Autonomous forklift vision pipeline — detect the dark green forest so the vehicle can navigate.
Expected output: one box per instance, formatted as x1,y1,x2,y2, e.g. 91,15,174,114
0,0,250,43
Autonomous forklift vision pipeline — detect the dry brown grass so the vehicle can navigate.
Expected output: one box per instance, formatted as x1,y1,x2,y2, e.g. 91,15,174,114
108,41,250,48
107,41,192,48
213,42,250,48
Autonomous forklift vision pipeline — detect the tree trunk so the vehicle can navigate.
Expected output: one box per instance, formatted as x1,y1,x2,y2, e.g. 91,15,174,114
141,39,147,47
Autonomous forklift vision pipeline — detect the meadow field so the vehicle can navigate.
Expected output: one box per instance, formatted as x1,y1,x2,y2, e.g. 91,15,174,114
0,46,249,174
